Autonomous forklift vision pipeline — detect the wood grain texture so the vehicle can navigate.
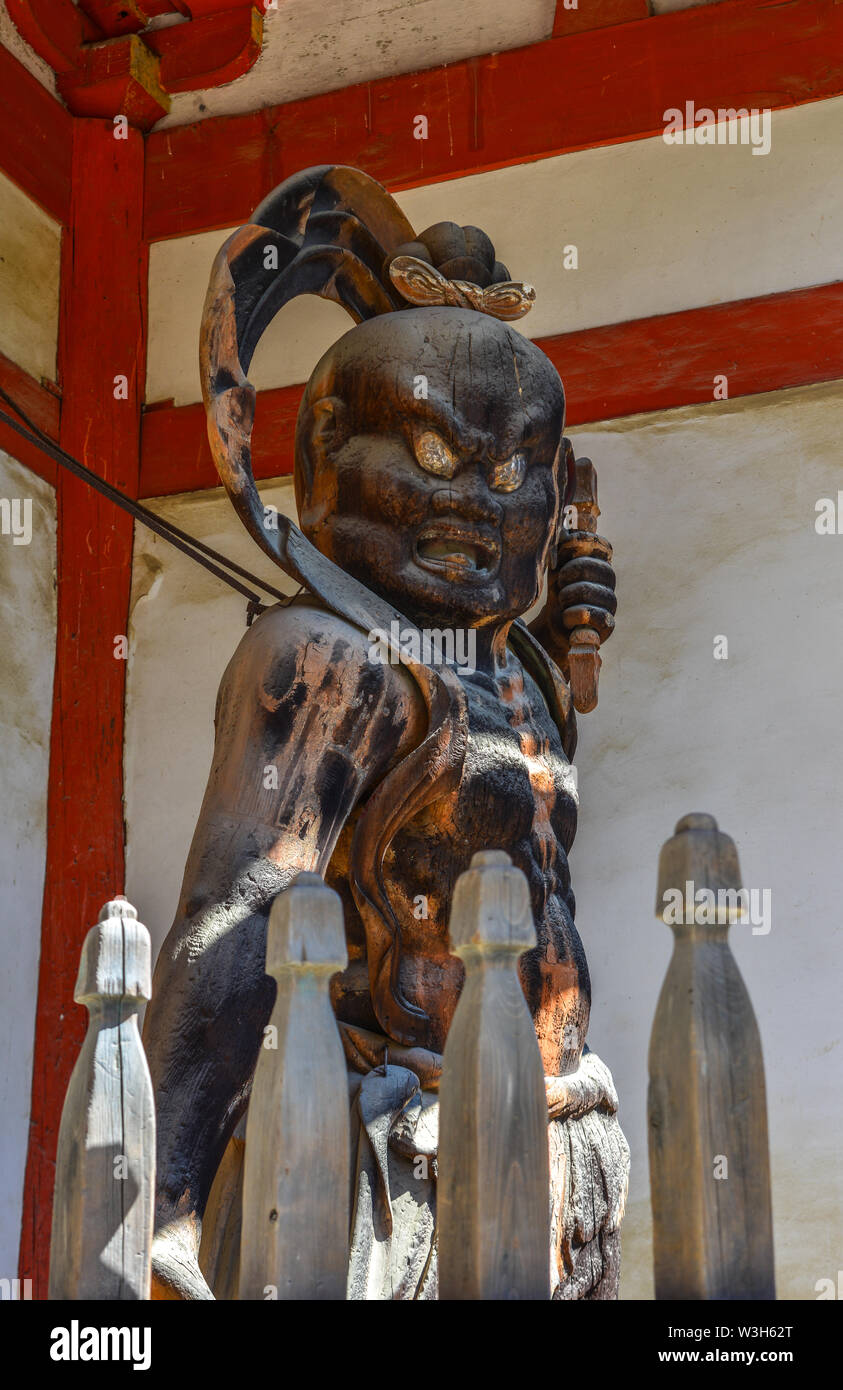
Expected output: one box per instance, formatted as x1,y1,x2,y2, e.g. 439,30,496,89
438,852,550,1301
143,0,843,241
648,814,775,1300
48,898,155,1300
238,873,350,1301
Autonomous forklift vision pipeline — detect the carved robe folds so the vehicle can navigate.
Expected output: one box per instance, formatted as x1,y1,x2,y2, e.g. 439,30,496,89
344,1048,628,1300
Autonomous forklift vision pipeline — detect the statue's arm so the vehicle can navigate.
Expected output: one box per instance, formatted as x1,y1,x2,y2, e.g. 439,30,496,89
142,600,425,1299
168,600,424,916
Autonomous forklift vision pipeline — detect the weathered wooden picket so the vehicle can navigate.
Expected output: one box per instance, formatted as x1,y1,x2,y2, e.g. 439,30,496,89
648,813,776,1300
47,820,776,1301
438,850,550,1300
238,872,349,1301
49,897,155,1301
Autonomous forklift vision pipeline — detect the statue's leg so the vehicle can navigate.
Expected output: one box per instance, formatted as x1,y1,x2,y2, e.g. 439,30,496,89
347,1064,439,1301
142,895,277,1300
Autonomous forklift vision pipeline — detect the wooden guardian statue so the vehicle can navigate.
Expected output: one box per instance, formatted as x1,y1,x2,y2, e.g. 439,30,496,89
141,165,629,1300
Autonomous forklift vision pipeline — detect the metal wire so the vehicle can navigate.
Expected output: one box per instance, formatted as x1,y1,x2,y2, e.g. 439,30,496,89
0,389,301,622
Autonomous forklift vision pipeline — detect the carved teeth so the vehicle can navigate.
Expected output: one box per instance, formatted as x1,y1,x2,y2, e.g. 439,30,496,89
417,538,480,569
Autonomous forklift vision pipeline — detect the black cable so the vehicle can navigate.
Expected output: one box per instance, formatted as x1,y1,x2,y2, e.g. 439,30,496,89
0,390,299,620
0,387,287,599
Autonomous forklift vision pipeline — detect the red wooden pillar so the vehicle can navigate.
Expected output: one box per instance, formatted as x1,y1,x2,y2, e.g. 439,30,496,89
18,118,147,1297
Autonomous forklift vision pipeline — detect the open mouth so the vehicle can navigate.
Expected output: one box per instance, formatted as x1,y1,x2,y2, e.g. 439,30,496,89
415,524,500,579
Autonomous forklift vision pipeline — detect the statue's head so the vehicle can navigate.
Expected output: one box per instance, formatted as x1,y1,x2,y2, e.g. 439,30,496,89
201,165,572,631
295,306,566,626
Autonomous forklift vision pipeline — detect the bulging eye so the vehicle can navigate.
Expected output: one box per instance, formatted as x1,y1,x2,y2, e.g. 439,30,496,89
489,451,527,492
414,428,459,478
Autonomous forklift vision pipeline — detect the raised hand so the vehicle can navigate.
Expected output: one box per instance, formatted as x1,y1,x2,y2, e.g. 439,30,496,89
531,442,617,712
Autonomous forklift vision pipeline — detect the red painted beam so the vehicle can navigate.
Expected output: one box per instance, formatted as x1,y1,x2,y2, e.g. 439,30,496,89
555,281,843,422
143,0,843,243
140,385,301,495
19,120,147,1299
182,1,256,15
5,0,88,73
145,6,262,93
77,1,150,38
139,281,843,498
8,0,263,127
141,1,191,13
57,35,171,128
0,43,73,224
0,350,60,486
553,0,650,38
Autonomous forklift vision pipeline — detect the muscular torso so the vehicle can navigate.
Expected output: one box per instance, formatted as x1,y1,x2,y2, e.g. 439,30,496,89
329,648,589,1076
156,602,590,1105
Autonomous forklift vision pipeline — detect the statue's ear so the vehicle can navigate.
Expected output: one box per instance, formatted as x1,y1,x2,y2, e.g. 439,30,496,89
297,395,347,535
308,396,346,462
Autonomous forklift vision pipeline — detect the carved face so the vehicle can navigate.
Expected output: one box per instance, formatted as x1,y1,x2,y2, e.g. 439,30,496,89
295,307,566,628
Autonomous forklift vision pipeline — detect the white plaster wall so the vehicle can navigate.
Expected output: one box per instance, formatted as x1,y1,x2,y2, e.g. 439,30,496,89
155,0,556,130
125,378,843,1289
0,451,56,1280
124,379,843,1298
0,170,61,383
572,381,843,1300
146,95,843,406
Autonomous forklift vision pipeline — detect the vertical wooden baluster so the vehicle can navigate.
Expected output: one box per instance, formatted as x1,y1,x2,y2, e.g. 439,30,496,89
649,813,775,1300
48,896,155,1300
239,873,349,1301
439,850,550,1300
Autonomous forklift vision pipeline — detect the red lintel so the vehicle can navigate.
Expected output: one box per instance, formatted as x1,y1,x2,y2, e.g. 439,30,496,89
139,281,843,498
143,0,843,243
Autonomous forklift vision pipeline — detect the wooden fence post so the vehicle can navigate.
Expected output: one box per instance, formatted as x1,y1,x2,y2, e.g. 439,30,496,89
239,872,349,1300
648,813,775,1299
438,850,550,1300
48,897,155,1300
